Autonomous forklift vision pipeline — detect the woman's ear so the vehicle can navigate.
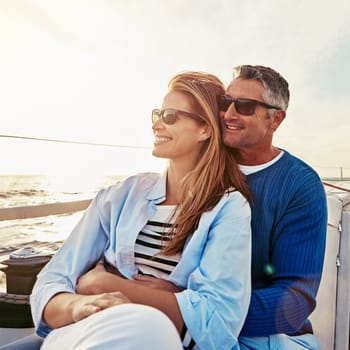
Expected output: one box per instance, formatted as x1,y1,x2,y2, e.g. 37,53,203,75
198,124,211,141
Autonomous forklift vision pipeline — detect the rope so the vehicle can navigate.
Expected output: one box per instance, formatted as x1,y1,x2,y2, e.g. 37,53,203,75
323,182,350,193
0,134,150,150
0,292,30,305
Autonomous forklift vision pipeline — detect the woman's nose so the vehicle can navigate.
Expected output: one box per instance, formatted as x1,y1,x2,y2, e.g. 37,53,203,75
152,118,163,130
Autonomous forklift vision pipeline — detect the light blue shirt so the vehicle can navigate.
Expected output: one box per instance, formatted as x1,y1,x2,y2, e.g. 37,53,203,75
30,172,251,350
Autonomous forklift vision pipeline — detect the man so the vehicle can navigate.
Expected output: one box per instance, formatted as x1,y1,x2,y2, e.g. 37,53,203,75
218,65,327,349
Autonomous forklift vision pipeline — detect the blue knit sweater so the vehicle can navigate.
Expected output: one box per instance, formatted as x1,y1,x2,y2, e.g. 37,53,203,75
239,151,327,337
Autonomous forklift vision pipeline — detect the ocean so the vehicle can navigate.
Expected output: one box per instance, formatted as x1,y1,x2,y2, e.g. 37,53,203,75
0,174,126,255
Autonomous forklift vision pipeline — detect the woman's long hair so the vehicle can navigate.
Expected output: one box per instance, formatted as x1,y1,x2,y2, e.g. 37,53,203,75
162,71,251,255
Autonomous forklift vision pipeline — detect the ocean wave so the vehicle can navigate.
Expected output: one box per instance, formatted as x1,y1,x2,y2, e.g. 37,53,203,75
0,189,46,199
0,174,122,257
0,218,50,230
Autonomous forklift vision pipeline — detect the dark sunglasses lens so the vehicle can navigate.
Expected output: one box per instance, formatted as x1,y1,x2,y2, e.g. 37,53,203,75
162,109,177,124
235,100,257,115
217,95,232,112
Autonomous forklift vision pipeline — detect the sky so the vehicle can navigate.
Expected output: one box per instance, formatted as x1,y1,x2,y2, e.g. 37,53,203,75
0,0,349,178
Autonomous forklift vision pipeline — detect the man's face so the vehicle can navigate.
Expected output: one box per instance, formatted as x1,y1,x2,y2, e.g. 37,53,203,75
220,78,276,152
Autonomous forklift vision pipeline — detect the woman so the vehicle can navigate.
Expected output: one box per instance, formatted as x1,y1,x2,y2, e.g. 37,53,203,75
30,71,252,350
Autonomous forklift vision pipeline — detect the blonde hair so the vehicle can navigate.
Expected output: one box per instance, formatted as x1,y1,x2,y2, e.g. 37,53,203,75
162,71,250,255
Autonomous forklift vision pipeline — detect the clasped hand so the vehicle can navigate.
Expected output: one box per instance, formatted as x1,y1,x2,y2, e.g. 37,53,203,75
71,292,130,323
72,262,130,323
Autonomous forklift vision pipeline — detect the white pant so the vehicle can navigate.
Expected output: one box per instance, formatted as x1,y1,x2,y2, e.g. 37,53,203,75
41,304,183,350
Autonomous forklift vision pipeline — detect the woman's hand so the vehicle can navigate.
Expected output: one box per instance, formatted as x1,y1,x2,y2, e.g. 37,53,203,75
132,274,184,293
43,290,130,328
70,292,130,322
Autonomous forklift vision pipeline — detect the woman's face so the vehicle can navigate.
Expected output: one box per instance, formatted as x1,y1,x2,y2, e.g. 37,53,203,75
152,90,210,165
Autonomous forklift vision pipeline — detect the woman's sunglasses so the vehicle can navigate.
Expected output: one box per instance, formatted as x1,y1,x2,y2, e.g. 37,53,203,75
152,108,202,125
217,94,281,116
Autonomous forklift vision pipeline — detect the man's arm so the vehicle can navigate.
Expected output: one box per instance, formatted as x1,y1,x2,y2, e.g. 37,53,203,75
241,174,327,336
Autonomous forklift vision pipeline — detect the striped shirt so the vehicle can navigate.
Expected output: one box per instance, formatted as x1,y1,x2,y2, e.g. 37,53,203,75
135,205,180,278
134,204,196,349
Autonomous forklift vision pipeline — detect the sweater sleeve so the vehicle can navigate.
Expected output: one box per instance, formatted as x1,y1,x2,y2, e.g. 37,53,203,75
240,165,327,336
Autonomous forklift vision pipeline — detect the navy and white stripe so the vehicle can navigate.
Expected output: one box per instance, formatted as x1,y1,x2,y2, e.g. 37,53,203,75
134,205,195,348
135,205,180,278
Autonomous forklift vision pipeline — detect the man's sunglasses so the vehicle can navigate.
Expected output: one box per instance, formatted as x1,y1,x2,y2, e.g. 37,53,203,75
217,94,281,116
152,108,202,125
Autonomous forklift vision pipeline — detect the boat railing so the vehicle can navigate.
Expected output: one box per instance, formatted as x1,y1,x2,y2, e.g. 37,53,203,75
0,199,92,221
310,183,350,350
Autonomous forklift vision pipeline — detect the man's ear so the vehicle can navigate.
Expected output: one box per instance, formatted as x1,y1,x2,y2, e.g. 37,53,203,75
271,110,286,131
199,124,211,141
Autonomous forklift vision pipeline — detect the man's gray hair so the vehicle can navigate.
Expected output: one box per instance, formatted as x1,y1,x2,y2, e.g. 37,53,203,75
233,65,290,113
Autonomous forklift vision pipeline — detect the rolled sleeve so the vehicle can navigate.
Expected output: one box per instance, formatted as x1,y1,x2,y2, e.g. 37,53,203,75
31,282,75,336
30,190,109,335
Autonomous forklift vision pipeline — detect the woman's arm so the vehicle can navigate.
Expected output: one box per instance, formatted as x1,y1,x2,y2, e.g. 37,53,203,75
43,291,130,328
173,193,251,349
30,189,111,334
76,263,184,332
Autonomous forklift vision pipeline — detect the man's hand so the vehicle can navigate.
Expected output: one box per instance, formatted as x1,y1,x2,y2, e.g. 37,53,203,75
132,274,184,293
70,292,130,322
